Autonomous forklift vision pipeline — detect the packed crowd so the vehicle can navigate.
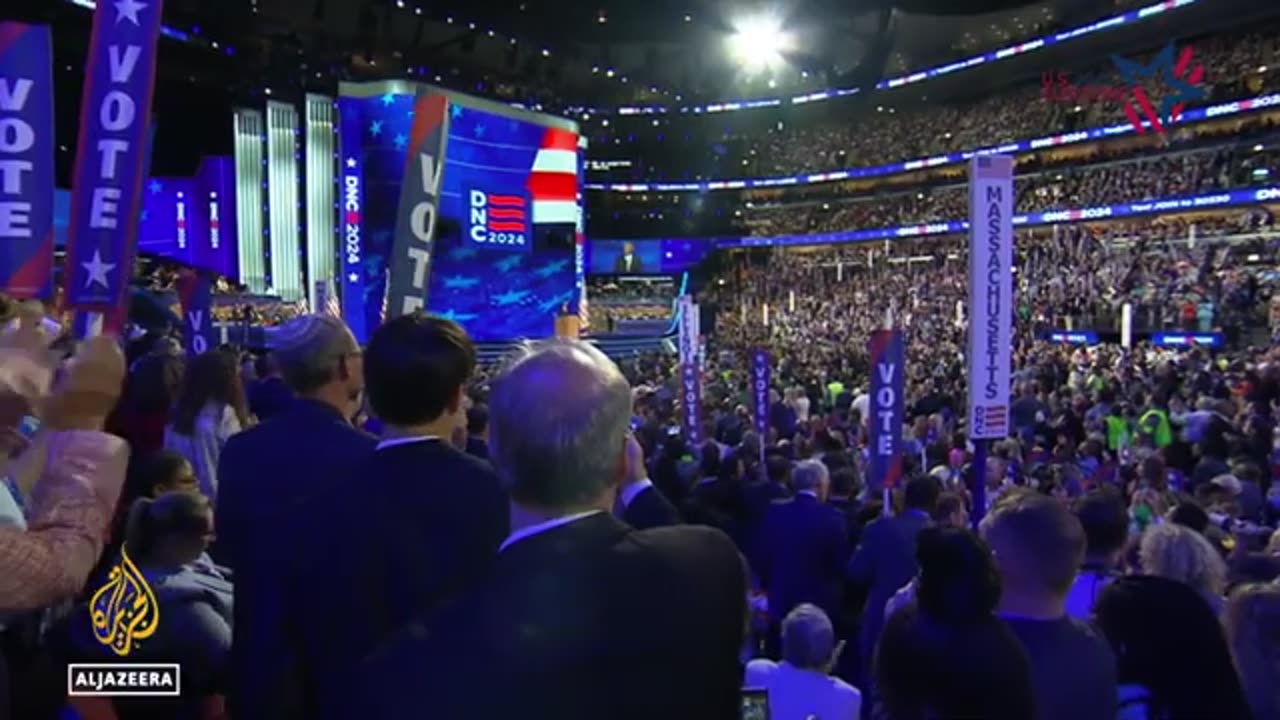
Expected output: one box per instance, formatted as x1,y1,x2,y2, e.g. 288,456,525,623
0,210,1278,719
591,26,1279,183
742,143,1280,237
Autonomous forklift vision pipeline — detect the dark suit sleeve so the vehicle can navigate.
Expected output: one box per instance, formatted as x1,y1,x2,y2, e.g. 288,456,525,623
212,435,245,570
847,518,880,585
828,511,851,579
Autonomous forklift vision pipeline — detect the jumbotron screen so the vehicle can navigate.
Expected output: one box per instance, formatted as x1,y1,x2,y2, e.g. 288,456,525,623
338,83,583,342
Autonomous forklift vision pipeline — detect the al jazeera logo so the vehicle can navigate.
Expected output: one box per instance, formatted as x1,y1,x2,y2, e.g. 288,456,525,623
68,549,180,697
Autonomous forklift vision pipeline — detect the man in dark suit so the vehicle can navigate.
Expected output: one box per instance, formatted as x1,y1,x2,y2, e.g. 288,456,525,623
247,351,293,421
350,339,747,720
846,474,939,679
616,439,681,529
285,313,509,718
757,460,849,625
214,315,375,720
613,241,644,273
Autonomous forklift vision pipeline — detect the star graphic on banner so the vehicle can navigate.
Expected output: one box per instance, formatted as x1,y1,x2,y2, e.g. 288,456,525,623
346,157,357,168
348,273,359,283
473,123,485,138
393,133,407,150
449,104,464,119
380,93,396,106
148,179,162,194
1111,42,1206,125
83,250,116,289
369,120,383,137
139,209,149,221
114,0,147,25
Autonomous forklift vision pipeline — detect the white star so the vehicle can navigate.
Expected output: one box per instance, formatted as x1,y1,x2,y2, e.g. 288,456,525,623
83,250,116,289
114,0,147,25
348,273,359,283
346,158,357,168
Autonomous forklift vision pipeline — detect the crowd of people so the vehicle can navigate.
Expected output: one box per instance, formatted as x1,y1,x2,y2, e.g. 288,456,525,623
741,143,1280,237
0,195,1275,720
590,25,1279,184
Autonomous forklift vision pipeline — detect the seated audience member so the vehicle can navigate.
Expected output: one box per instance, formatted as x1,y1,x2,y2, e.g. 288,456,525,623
1139,523,1229,615
110,492,233,695
1064,489,1130,619
616,434,681,530
215,315,376,720
95,450,202,582
288,312,508,718
1225,583,1280,720
758,460,848,625
876,527,1036,720
1094,575,1251,720
744,604,861,720
351,339,748,720
980,491,1118,720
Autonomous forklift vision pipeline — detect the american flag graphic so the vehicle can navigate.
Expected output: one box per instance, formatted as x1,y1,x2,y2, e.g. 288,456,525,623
486,195,528,233
526,126,584,330
975,405,1009,436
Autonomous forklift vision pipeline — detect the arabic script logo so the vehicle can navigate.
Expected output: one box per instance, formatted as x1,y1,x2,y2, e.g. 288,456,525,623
89,547,160,657
1110,42,1206,134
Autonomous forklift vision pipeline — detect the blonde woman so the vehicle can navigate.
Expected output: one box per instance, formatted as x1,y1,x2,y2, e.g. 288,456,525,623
1139,523,1228,615
1225,583,1280,720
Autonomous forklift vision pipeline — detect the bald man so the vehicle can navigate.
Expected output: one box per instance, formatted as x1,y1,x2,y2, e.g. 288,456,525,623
350,339,748,720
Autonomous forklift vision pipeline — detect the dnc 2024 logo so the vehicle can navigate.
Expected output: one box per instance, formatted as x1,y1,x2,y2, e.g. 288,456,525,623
1042,42,1207,135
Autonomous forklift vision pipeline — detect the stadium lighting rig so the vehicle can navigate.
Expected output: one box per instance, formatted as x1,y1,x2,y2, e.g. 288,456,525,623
727,13,793,73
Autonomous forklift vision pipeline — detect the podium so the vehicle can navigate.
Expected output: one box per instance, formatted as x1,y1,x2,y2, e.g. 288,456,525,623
555,314,580,339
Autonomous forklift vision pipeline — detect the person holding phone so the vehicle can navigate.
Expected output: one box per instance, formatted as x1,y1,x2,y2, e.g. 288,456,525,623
743,604,861,720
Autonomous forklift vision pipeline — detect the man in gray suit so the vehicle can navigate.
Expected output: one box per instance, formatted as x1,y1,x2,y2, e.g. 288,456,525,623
846,474,940,680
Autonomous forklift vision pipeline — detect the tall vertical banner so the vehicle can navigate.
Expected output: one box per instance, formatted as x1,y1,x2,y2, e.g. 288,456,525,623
65,0,164,316
678,296,702,445
966,155,1014,441
387,93,450,319
176,271,215,357
752,348,771,464
0,24,55,300
868,330,905,493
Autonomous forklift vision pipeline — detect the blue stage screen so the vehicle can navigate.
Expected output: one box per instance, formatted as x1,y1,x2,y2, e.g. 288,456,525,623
339,87,581,342
586,238,716,275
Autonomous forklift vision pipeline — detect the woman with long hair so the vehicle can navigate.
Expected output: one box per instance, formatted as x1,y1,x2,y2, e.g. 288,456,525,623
1139,523,1229,615
107,352,185,457
1094,575,1251,720
164,349,250,502
1225,583,1280,720
875,527,1036,720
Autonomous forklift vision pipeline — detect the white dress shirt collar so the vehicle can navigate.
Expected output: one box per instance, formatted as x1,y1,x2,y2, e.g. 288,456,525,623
618,478,653,509
499,510,603,553
376,435,441,451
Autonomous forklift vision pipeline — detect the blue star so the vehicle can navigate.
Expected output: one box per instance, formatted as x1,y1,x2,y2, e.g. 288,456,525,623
114,0,146,25
139,209,149,222
473,123,485,138
449,104,464,119
380,93,396,107
148,179,162,195
1111,43,1206,125
393,133,407,150
369,120,383,137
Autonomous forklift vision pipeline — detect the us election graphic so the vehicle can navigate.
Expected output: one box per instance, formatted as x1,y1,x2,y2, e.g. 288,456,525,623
65,0,164,310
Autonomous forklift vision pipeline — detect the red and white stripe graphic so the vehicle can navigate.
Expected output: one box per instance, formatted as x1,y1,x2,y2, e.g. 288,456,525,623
527,127,579,225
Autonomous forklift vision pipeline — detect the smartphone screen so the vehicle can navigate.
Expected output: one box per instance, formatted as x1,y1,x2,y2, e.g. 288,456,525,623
741,689,770,720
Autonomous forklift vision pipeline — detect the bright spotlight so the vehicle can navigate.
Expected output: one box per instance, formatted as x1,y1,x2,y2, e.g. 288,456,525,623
727,14,791,73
